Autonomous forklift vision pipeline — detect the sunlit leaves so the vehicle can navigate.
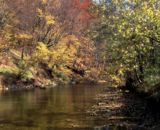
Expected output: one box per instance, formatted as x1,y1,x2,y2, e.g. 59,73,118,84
92,0,160,86
36,8,43,17
45,15,55,25
41,0,47,5
50,35,80,65
16,33,32,40
31,35,81,79
34,42,50,61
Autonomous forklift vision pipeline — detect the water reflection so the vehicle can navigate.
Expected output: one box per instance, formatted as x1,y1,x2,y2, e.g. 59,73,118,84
0,85,144,130
0,85,102,130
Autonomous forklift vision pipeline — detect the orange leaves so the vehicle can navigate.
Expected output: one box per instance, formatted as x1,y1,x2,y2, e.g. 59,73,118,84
74,0,91,10
60,0,94,33
73,0,93,23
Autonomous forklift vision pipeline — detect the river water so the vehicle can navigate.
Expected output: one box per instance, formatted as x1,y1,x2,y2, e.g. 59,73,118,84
0,84,157,130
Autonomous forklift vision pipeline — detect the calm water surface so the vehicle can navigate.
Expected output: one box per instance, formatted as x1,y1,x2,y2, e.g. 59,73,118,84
0,84,141,130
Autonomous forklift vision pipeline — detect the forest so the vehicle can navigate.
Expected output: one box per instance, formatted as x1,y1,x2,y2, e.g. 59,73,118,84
0,0,160,130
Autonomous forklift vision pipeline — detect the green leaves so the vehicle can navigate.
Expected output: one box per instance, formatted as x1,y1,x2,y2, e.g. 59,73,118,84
91,0,160,87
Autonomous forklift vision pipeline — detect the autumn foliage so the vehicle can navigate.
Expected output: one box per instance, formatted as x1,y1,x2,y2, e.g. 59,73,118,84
0,0,98,86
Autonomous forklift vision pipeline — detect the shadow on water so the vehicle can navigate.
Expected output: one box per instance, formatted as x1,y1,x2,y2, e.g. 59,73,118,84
0,84,158,130
120,91,160,130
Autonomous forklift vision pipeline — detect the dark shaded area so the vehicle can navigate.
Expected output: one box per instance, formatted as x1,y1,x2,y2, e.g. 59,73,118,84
67,66,85,77
88,87,160,130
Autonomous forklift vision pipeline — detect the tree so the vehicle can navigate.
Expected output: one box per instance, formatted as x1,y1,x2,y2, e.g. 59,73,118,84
91,0,160,87
0,0,99,84
58,0,94,35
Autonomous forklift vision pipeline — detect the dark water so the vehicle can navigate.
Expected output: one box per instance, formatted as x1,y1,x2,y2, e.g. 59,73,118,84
0,85,147,130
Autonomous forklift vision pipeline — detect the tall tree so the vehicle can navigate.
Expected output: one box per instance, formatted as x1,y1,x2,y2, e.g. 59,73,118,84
91,0,160,87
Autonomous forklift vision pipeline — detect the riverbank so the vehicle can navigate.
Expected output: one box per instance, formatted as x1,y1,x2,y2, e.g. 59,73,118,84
0,72,107,91
0,74,57,91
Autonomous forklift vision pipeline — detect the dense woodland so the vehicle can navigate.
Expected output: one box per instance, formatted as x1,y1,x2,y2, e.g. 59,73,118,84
0,0,160,99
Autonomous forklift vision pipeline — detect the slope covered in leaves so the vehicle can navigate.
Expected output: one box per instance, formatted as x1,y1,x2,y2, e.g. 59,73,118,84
0,0,99,89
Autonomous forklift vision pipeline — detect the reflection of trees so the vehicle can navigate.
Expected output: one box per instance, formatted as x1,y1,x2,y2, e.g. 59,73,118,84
0,85,102,129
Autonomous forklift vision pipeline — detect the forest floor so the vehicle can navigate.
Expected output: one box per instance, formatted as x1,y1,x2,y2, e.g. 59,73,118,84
87,87,160,130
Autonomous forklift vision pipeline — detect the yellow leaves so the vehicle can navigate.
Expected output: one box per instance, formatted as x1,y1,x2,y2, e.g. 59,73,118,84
36,42,50,55
29,35,83,79
36,8,55,25
51,35,80,64
16,33,32,40
32,35,81,68
118,68,124,76
45,15,55,25
111,75,122,86
141,1,156,19
41,0,47,4
36,8,43,17
36,0,56,25
33,42,50,62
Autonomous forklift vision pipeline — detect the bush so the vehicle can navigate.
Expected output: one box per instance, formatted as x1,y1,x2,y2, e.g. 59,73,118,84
16,60,33,82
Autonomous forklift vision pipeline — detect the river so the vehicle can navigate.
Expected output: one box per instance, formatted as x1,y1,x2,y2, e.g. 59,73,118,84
0,84,159,130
